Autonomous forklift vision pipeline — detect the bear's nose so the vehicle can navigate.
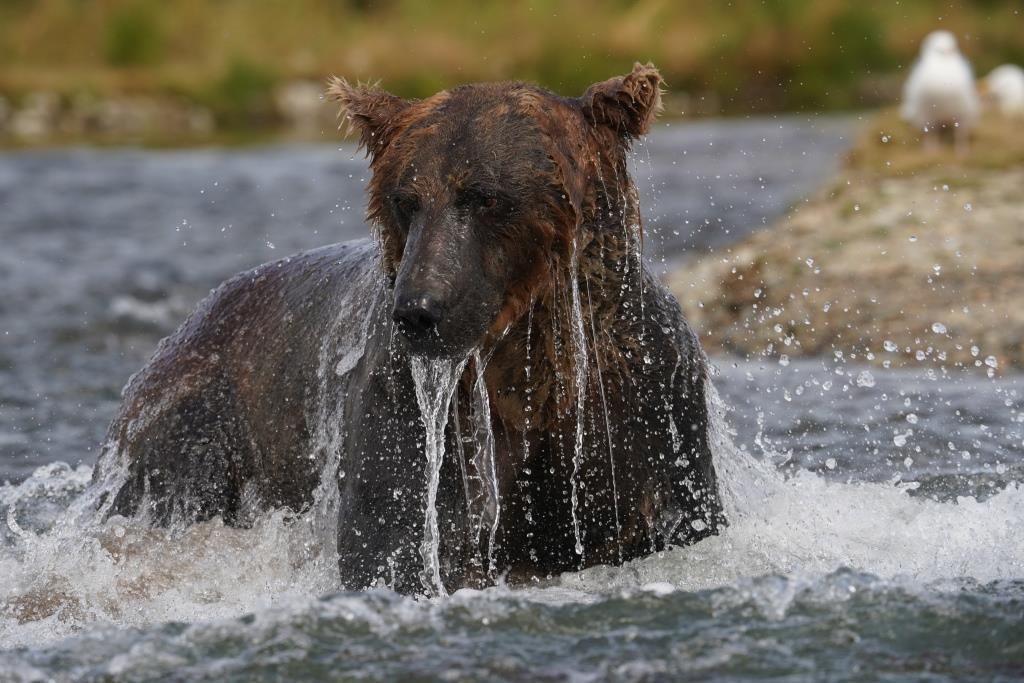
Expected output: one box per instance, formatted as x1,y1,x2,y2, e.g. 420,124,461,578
393,294,445,337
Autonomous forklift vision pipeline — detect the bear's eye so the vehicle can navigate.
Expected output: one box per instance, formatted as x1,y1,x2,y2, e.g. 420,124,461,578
464,189,504,214
390,194,420,220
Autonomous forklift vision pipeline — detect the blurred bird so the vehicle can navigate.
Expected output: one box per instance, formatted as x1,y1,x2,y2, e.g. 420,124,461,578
901,31,979,154
981,64,1024,116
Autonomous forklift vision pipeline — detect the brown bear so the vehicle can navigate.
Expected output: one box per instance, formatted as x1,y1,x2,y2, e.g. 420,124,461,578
90,63,725,595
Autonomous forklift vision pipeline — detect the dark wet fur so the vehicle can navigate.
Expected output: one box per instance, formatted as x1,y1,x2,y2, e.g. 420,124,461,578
93,64,725,593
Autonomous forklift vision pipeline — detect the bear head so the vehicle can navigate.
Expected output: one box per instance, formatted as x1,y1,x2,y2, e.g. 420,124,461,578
328,63,662,358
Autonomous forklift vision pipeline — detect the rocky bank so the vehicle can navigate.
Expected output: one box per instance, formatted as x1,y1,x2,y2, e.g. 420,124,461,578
670,110,1024,373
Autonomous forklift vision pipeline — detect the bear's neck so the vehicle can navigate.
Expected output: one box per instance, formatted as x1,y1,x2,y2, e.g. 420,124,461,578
479,177,647,433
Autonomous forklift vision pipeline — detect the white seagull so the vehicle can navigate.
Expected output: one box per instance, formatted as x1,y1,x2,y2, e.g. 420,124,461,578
982,64,1024,116
901,31,979,152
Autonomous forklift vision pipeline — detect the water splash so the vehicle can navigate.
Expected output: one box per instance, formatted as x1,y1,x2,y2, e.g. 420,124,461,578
561,380,1024,593
301,272,384,579
409,355,469,597
2,359,1023,652
0,258,385,647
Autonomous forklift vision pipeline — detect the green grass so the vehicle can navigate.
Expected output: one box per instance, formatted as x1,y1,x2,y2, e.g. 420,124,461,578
202,58,279,126
104,3,163,67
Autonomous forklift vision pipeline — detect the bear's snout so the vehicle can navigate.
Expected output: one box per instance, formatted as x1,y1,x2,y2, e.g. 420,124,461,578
393,293,445,339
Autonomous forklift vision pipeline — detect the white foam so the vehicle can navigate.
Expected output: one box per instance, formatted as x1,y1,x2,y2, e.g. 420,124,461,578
2,378,1022,649
0,496,340,648
560,386,1024,593
0,257,387,649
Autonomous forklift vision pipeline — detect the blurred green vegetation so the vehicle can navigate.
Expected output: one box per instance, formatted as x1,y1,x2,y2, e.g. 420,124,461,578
104,3,163,66
203,58,279,125
0,0,1021,126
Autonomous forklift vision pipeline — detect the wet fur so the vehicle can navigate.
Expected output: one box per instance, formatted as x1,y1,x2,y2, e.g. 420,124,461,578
93,64,725,594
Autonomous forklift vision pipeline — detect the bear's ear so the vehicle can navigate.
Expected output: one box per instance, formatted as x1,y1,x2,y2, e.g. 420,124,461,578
580,62,663,139
326,77,410,157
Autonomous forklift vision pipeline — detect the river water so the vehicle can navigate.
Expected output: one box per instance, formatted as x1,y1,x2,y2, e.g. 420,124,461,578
1,117,1022,682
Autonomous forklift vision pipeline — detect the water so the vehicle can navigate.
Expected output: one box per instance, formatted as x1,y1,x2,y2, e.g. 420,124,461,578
2,116,1023,680
467,349,501,578
637,116,853,263
568,239,590,559
409,356,469,598
2,364,1022,680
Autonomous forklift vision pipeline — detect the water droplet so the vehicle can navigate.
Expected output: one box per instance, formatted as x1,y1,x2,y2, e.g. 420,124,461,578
931,322,947,334
906,413,918,425
855,370,875,388
825,458,837,470
883,340,898,353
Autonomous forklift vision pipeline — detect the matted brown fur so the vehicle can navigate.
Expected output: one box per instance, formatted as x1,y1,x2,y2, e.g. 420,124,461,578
328,63,664,428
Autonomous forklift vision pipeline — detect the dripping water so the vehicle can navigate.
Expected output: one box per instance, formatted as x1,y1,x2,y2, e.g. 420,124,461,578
585,275,622,563
409,355,469,597
469,350,501,577
522,302,535,459
300,276,385,579
567,239,590,558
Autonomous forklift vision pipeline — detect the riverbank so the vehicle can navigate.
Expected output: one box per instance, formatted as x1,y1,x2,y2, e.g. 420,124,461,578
670,109,1024,372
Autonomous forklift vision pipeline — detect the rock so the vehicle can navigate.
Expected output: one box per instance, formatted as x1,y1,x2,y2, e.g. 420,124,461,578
11,92,60,140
